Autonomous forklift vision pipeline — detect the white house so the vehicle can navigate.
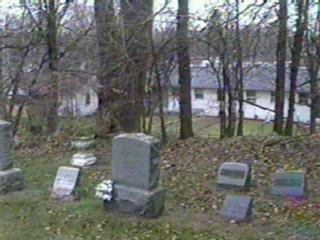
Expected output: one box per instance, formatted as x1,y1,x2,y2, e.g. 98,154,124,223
168,63,311,123
58,86,99,117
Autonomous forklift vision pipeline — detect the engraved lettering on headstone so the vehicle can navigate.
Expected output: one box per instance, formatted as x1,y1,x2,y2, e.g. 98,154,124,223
271,171,306,197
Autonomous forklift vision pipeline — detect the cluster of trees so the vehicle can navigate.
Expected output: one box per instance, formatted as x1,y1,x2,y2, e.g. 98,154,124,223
0,0,319,141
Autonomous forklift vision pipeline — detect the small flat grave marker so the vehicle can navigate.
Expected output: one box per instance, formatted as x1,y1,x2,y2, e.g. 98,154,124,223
51,167,80,201
217,162,251,190
271,170,306,198
220,195,253,222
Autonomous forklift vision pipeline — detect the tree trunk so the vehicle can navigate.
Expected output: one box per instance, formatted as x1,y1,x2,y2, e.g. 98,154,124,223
46,0,59,134
285,0,308,136
177,0,193,139
274,0,287,135
120,0,153,133
308,8,320,134
236,0,244,136
94,0,118,137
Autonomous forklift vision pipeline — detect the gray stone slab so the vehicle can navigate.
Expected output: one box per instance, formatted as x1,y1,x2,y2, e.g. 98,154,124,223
271,170,307,198
217,162,251,190
0,120,13,171
220,195,253,222
0,168,24,193
112,133,161,191
52,167,80,200
106,183,165,218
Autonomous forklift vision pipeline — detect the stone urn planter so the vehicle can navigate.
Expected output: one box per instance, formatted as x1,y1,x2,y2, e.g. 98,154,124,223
71,136,95,151
70,135,97,168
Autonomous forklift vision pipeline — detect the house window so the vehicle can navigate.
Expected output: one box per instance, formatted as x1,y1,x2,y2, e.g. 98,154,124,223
298,92,309,105
85,92,91,106
271,92,275,103
246,90,257,104
195,89,204,99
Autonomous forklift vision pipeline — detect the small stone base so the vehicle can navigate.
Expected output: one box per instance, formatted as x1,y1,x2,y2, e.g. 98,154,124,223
104,184,165,218
71,153,97,168
0,168,24,193
50,190,78,202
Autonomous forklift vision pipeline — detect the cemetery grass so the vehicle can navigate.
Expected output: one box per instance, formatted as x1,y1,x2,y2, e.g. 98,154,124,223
1,131,319,239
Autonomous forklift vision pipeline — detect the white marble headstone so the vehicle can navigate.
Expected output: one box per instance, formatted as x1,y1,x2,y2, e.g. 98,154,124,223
52,167,80,198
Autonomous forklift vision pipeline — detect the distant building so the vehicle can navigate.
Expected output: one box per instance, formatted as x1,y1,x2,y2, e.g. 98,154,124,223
168,63,311,123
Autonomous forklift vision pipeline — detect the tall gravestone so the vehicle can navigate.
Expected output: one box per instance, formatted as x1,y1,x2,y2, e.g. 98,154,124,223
0,120,24,193
106,133,165,218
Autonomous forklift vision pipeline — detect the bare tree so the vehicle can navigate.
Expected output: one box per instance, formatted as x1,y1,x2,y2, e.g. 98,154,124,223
176,0,193,139
274,0,288,135
285,0,309,136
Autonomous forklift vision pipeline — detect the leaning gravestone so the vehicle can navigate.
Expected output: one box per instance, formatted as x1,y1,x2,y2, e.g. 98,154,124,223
106,133,165,218
220,195,253,222
0,120,24,193
51,166,80,202
271,170,307,198
217,162,251,190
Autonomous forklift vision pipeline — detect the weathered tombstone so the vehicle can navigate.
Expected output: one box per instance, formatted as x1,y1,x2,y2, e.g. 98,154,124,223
220,195,253,222
217,162,251,190
0,120,24,193
51,166,80,202
271,170,307,198
70,137,97,168
106,133,165,218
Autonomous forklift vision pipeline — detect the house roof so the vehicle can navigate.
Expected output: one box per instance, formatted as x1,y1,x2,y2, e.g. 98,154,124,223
170,64,310,93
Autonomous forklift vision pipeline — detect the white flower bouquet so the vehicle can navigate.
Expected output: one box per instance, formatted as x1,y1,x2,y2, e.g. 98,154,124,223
95,179,114,201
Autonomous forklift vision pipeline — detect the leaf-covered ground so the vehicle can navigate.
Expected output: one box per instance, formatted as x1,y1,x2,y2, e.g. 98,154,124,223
1,134,320,239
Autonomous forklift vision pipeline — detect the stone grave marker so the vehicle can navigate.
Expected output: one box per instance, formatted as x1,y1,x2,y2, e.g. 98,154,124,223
220,195,253,222
271,170,306,198
0,120,24,193
51,166,80,201
106,133,165,218
217,162,251,190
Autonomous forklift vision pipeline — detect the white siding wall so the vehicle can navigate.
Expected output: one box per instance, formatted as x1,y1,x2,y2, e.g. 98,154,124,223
168,89,311,123
59,89,99,117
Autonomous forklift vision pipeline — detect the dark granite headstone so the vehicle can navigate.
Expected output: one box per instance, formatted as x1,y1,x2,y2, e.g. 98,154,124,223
112,133,161,190
217,162,251,190
0,120,24,194
220,195,253,222
107,133,165,218
271,170,306,198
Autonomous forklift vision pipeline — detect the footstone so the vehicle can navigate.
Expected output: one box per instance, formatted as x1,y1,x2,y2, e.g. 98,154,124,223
217,162,251,190
271,170,306,198
112,133,161,191
51,167,80,201
0,168,24,193
105,184,165,218
220,195,253,222
71,152,97,168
